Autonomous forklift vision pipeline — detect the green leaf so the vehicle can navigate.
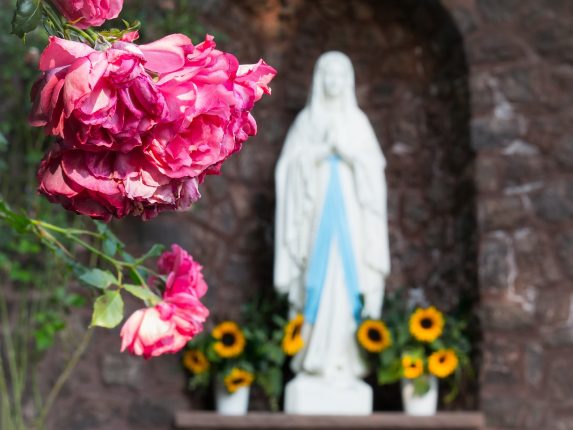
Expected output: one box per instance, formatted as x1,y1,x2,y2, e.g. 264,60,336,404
79,268,117,289
431,338,446,351
256,366,283,409
412,376,431,396
136,244,165,263
103,237,118,256
378,360,402,385
124,283,161,304
11,0,42,37
91,290,124,328
380,348,397,367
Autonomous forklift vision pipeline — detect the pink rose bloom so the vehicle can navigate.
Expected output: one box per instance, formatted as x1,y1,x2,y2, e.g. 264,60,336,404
51,0,123,29
120,298,208,358
30,37,168,152
121,246,209,358
158,245,208,298
37,147,200,221
32,34,276,221
139,34,276,180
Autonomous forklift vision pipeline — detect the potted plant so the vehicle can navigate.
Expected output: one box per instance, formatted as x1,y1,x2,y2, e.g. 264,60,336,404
184,321,254,415
183,294,303,414
356,292,471,416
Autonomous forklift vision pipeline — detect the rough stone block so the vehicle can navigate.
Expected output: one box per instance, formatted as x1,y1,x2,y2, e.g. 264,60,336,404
531,180,573,222
549,357,573,400
101,352,142,388
478,195,528,231
479,234,512,291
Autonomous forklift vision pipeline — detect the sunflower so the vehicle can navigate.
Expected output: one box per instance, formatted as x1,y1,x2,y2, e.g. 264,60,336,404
357,319,392,353
428,349,459,378
212,321,246,358
183,349,210,374
409,306,444,343
402,355,424,379
283,314,305,356
224,367,254,393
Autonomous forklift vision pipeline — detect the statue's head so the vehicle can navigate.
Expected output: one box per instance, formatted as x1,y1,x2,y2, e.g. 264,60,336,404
310,51,357,111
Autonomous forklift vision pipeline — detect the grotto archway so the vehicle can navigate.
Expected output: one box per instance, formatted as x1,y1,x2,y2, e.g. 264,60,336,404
130,0,476,408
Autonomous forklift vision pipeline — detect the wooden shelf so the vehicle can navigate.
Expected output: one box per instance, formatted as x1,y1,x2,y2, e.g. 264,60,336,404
175,412,485,430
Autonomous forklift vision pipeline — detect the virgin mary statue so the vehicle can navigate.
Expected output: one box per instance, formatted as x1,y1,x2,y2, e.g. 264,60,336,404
274,52,391,414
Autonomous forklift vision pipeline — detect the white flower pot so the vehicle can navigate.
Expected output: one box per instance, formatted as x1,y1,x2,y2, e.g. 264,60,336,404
401,376,438,416
214,381,250,415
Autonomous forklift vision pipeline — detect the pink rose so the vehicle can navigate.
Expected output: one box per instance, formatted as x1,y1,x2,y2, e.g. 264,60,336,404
31,34,275,221
121,247,209,358
120,298,207,358
139,35,276,180
158,245,208,298
51,0,123,29
30,37,168,153
37,146,200,221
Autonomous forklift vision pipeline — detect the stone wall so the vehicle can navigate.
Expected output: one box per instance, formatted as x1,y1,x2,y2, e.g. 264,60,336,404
43,0,573,429
444,0,573,428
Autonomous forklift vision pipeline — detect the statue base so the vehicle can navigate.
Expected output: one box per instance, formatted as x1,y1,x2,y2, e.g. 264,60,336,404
284,374,372,415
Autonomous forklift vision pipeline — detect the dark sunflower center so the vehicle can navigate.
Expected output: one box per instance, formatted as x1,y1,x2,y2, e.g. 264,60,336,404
232,377,245,385
439,355,447,363
410,363,418,368
222,333,236,346
367,328,382,342
420,318,434,329
291,324,302,340
192,355,200,363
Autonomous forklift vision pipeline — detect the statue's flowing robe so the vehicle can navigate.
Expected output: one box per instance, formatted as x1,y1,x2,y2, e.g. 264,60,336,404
274,107,390,378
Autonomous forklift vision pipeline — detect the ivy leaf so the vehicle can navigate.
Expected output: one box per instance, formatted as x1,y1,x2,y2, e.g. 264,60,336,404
79,268,117,289
124,283,161,304
91,290,124,328
11,0,43,37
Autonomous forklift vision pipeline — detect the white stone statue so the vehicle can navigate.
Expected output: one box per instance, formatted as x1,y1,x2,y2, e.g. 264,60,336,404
274,51,391,415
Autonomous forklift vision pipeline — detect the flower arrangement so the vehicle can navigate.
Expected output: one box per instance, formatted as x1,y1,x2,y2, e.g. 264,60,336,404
356,291,472,403
183,295,294,411
183,321,254,397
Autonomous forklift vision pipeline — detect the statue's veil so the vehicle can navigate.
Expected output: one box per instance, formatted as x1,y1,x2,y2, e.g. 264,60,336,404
308,51,358,120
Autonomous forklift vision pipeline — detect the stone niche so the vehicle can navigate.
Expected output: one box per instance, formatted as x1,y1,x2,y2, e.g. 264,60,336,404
126,0,477,406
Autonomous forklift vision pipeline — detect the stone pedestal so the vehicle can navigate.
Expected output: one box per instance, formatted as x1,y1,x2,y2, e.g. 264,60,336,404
284,374,372,415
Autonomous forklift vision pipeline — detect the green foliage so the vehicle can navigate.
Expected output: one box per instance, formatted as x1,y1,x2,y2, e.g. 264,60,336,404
124,283,161,305
91,290,124,329
412,375,431,396
11,0,42,37
79,268,118,289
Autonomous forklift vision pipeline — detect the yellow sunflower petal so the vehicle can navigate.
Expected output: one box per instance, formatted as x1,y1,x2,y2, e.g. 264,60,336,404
183,349,210,374
224,368,254,393
428,349,459,378
283,314,305,356
357,320,392,353
212,321,246,358
409,307,445,343
402,355,424,379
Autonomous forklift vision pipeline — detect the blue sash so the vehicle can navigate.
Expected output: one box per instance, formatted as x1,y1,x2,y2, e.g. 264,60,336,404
304,155,362,324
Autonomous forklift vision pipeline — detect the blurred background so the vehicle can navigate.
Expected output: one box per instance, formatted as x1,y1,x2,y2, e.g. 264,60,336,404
1,0,572,429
